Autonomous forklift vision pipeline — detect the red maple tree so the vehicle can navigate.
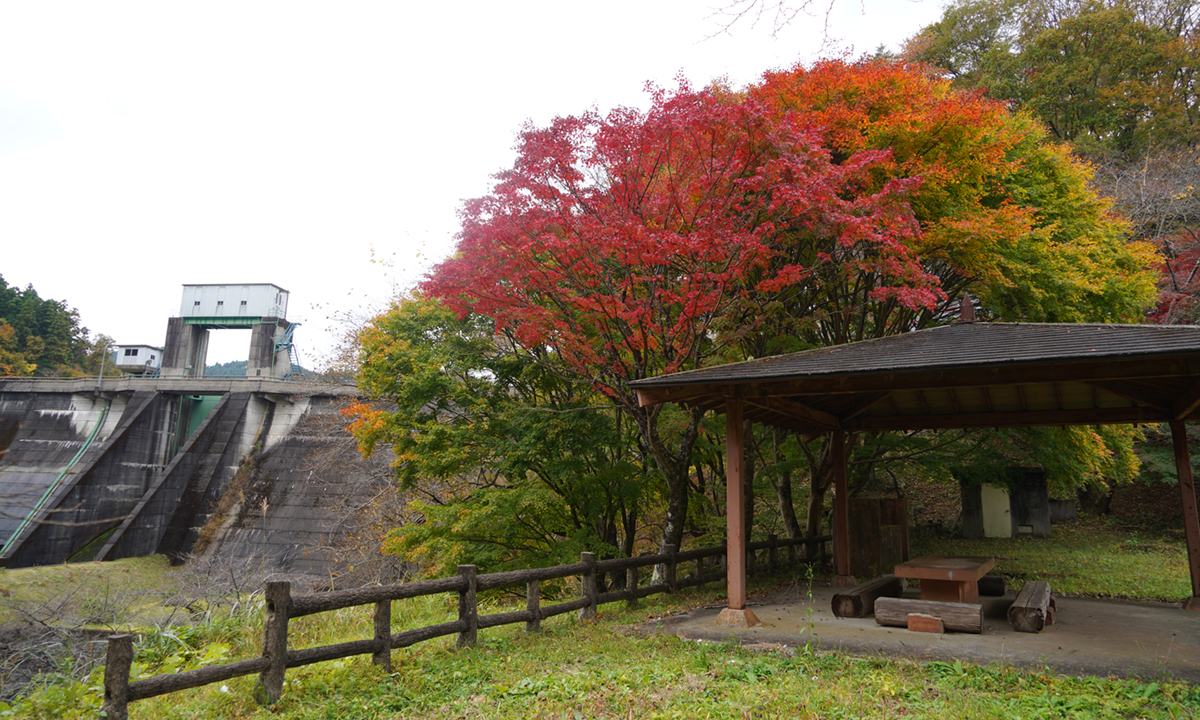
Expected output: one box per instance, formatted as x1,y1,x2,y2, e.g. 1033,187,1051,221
424,79,940,553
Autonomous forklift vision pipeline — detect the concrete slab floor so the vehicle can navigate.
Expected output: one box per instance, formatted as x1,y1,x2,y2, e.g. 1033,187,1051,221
636,583,1200,683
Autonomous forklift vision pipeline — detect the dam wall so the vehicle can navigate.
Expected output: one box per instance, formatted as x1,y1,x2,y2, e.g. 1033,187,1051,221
0,378,375,575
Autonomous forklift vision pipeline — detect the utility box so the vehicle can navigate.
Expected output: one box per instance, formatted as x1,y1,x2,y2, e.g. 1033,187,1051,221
112,345,163,375
180,284,288,320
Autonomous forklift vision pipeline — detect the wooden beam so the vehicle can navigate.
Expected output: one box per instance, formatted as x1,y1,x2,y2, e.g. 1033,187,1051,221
1084,380,1172,411
843,392,892,422
651,356,1200,400
1169,420,1200,608
1174,380,1200,420
746,396,840,430
635,386,716,408
848,406,1168,432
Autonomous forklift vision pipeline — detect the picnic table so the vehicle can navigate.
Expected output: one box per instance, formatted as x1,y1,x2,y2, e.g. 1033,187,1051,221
893,555,995,604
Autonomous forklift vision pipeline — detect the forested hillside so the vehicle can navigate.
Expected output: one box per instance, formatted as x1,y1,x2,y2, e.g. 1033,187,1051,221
205,359,313,378
906,0,1200,322
0,275,105,377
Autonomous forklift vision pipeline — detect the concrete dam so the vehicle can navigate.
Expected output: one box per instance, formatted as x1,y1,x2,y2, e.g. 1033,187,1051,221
0,376,388,577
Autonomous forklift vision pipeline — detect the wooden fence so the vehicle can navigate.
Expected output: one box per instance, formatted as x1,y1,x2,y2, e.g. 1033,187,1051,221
100,533,830,718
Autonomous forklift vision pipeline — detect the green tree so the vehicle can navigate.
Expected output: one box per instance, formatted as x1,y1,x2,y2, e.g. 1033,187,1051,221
0,320,35,376
347,295,643,575
0,275,93,376
907,0,1200,154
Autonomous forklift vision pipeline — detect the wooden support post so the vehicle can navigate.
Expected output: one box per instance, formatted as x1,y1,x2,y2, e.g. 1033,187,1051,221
580,552,598,621
526,580,541,632
626,566,639,608
769,534,778,570
101,634,133,720
373,600,392,670
832,430,855,587
718,393,760,627
695,556,704,587
457,565,478,647
254,581,291,705
1170,421,1200,610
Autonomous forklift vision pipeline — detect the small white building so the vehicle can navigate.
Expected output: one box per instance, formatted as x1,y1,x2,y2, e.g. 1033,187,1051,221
112,345,163,375
179,284,289,320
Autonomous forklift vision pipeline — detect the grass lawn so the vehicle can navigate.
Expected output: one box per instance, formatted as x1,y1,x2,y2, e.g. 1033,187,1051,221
4,516,1200,718
910,514,1193,602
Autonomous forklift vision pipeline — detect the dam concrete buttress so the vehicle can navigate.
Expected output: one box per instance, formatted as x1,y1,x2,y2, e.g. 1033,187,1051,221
0,377,373,576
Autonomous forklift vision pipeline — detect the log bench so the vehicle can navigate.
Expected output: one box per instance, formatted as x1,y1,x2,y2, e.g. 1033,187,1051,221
978,574,1006,597
1008,580,1055,633
874,596,984,634
831,575,906,618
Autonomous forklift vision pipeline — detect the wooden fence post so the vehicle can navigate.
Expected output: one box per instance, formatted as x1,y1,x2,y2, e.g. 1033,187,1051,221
626,565,638,608
457,565,478,648
101,634,133,720
254,581,291,706
787,540,796,566
373,600,392,670
580,552,598,620
664,544,677,592
769,534,778,571
695,556,705,587
526,580,541,632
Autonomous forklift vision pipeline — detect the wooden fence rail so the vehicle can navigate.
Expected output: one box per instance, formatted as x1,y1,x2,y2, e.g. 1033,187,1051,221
100,533,830,718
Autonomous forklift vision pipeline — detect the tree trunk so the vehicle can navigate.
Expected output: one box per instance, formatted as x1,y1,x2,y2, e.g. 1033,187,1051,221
621,502,637,559
800,434,834,539
806,481,828,542
637,404,705,584
773,427,802,539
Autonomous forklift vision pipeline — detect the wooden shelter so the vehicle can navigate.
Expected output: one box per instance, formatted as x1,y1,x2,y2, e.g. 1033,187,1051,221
630,322,1200,625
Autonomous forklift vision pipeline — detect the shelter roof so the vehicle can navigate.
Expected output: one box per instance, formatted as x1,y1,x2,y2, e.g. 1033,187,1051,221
630,323,1200,434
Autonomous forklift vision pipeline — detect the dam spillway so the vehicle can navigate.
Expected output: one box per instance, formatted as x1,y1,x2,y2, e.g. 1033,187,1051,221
0,377,380,577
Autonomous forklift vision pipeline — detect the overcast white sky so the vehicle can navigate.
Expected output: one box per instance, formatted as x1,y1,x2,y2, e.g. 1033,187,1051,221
0,0,945,368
